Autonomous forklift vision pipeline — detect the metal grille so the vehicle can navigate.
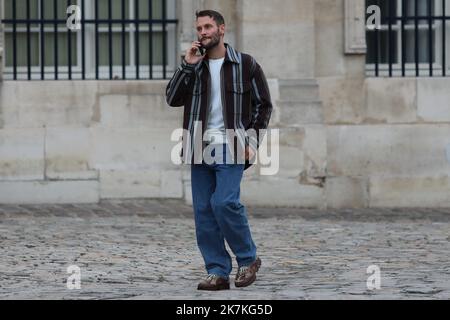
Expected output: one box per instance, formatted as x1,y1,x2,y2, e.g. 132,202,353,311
1,0,178,80
366,0,450,77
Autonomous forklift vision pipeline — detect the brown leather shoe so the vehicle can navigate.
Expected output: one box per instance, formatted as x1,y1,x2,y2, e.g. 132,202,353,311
197,274,230,291
234,257,261,288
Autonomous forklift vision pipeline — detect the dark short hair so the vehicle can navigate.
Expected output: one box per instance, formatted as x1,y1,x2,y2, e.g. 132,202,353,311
195,10,225,26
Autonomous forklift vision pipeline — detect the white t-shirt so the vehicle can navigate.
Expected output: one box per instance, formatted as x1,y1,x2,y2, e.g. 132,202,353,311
205,57,227,144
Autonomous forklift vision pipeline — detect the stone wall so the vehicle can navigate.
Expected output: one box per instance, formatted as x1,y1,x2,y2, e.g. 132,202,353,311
0,81,183,203
325,78,450,208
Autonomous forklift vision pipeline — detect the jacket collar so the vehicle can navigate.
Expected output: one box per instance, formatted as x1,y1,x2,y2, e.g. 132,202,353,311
202,43,240,66
224,43,241,64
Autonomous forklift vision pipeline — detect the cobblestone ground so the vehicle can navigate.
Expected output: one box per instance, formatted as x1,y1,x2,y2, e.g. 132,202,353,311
0,200,449,300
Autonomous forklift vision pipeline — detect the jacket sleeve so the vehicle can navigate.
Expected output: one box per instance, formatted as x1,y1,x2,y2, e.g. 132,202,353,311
247,59,273,151
165,59,198,107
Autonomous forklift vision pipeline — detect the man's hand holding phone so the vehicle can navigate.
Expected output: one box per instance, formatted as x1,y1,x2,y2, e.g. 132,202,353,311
184,41,206,65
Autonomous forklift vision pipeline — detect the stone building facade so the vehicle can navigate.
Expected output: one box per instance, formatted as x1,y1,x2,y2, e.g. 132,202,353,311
1,0,450,208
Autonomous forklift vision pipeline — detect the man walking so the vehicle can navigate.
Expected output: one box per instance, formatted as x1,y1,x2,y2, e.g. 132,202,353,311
166,10,272,291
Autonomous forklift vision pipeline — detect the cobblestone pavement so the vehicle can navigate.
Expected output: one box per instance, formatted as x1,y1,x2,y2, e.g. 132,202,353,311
0,200,449,300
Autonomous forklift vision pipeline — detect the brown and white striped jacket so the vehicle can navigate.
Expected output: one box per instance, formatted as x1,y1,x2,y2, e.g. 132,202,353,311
166,43,273,170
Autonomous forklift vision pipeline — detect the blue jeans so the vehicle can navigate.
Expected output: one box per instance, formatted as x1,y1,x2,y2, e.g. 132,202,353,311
191,144,257,279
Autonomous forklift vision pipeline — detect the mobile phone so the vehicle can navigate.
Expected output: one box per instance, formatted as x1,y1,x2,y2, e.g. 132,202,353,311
198,45,205,56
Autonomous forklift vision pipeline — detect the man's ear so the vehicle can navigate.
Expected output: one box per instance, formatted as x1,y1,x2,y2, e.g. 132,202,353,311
220,24,225,36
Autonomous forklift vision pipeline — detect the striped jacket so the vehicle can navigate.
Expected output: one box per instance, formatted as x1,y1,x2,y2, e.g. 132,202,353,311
166,43,273,170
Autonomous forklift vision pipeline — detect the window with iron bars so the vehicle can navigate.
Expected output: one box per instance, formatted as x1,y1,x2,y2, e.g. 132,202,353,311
2,0,177,80
366,0,450,77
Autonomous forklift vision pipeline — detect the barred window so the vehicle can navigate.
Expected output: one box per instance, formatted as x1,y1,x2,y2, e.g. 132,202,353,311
2,0,177,80
366,0,450,77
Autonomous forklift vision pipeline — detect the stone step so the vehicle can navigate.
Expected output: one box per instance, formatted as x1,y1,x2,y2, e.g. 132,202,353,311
276,100,324,125
278,79,320,102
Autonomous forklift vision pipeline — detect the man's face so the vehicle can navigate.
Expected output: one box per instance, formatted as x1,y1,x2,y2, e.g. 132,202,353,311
196,16,225,50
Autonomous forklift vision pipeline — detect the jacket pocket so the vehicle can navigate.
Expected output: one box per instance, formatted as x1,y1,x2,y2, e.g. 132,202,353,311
226,82,252,125
192,78,207,96
225,81,252,94
191,86,206,96
186,84,205,114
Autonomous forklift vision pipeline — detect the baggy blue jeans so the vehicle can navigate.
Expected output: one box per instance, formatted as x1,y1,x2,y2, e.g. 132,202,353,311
191,143,257,279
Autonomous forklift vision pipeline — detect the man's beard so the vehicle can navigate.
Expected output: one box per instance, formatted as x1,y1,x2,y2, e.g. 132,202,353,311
199,31,221,50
